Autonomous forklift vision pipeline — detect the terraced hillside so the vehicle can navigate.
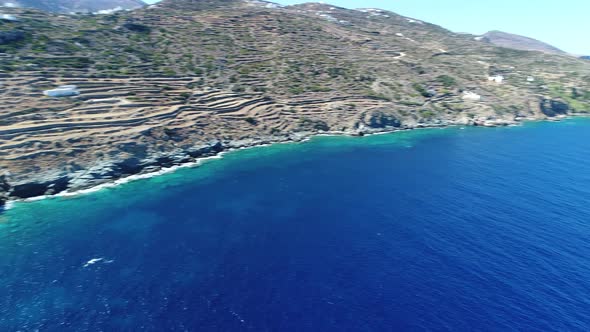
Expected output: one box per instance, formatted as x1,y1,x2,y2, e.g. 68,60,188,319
1,0,590,204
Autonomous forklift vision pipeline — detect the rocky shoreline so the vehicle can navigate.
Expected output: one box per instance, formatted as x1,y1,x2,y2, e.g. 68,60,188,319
0,116,538,210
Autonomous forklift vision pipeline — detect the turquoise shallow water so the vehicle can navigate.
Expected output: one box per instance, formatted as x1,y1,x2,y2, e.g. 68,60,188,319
2,119,590,331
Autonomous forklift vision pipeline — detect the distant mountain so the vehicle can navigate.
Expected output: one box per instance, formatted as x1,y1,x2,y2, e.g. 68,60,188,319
581,56,590,60
478,30,565,55
1,0,146,13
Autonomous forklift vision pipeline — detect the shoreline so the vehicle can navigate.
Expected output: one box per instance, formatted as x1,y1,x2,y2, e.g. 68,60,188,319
2,139,298,211
1,115,584,211
1,123,445,210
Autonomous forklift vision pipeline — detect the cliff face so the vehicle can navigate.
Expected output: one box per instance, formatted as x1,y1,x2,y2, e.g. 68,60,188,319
0,0,590,203
3,0,146,13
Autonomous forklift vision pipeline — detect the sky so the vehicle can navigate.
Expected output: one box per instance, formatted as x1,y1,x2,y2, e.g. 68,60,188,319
143,0,590,55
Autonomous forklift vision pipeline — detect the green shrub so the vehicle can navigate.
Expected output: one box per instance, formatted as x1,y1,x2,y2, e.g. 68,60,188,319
232,85,245,93
436,75,457,87
33,57,92,69
163,68,177,76
420,109,435,118
412,83,432,97
327,67,346,78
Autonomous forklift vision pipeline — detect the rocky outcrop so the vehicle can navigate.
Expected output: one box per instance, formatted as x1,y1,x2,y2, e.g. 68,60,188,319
186,141,224,158
299,118,330,132
0,176,9,207
366,112,401,128
10,176,70,198
540,98,569,117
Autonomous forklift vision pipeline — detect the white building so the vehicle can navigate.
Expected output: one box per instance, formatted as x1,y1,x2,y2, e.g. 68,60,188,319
488,75,504,84
43,85,80,97
96,6,124,15
462,91,482,101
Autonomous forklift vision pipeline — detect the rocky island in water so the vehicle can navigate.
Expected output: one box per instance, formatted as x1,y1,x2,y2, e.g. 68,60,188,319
1,0,590,207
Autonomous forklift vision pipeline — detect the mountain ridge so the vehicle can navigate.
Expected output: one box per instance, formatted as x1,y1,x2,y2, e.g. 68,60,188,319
478,30,565,55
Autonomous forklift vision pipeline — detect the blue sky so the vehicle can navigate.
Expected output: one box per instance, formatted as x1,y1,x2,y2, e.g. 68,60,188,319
144,0,589,55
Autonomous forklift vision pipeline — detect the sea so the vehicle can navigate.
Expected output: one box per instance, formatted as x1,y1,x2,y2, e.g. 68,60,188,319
1,118,590,331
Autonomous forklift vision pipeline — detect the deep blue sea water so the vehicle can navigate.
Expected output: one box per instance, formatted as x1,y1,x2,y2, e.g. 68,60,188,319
2,119,590,331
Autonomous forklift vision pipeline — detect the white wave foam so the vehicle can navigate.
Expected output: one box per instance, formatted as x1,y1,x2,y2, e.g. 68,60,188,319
3,155,221,209
83,257,114,268
4,201,15,210
55,154,226,199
